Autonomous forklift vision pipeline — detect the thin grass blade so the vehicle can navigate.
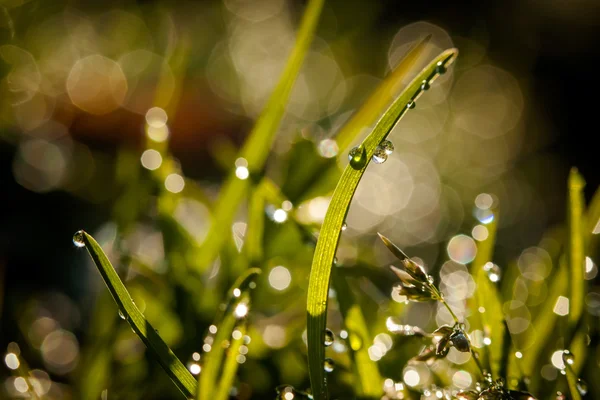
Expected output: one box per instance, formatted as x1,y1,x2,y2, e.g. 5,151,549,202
75,231,197,398
306,48,458,400
565,363,583,400
469,210,504,377
213,323,247,400
332,271,382,396
194,0,324,272
335,35,432,152
567,168,585,336
198,268,260,400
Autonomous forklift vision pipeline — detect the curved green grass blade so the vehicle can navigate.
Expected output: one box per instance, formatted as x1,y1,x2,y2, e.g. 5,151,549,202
74,231,197,398
335,35,432,153
332,270,382,396
468,210,504,377
567,168,585,336
198,268,260,400
286,35,433,202
306,49,458,400
194,0,324,272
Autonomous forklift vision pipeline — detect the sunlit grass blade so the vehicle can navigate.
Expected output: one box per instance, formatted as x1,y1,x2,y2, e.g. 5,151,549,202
194,0,324,272
564,362,583,400
306,48,458,400
519,259,568,377
213,323,247,400
286,35,433,203
567,168,585,336
197,268,260,400
468,209,504,377
335,35,432,152
332,270,382,396
74,231,197,398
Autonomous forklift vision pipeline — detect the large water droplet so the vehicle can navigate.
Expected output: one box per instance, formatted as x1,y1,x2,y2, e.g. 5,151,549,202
562,349,574,366
73,230,85,247
348,145,366,170
483,262,501,282
436,61,446,75
324,358,335,372
407,100,416,109
324,329,335,347
421,80,430,91
118,310,126,320
576,379,588,395
372,146,388,164
380,140,394,155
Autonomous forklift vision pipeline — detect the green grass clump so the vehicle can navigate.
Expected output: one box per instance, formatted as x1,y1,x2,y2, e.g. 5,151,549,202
4,2,599,400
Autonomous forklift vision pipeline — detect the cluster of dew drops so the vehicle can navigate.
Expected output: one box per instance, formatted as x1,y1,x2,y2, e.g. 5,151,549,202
347,61,445,170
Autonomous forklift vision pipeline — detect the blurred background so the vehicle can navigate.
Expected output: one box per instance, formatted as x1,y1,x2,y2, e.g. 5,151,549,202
1,0,600,398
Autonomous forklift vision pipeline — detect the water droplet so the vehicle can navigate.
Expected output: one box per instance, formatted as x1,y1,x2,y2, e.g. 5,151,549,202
427,275,434,284
436,61,446,75
555,391,566,400
380,140,394,155
324,329,335,347
324,358,335,372
372,146,388,164
72,230,85,247
483,262,501,282
421,80,430,91
407,100,416,109
348,145,367,170
333,257,338,266
118,310,126,320
576,379,587,395
562,350,574,366
341,223,347,231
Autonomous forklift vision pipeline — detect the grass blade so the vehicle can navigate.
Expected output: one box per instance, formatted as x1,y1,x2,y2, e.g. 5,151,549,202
468,210,504,377
306,48,458,400
332,270,382,396
565,363,583,400
213,323,247,400
198,268,261,400
74,231,197,398
335,35,432,152
195,0,324,272
285,35,433,202
567,168,585,336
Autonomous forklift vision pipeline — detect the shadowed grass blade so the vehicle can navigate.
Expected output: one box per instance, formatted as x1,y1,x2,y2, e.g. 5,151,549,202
74,231,197,398
469,209,504,377
567,168,585,336
306,48,458,400
198,268,261,400
332,270,382,396
194,0,324,272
